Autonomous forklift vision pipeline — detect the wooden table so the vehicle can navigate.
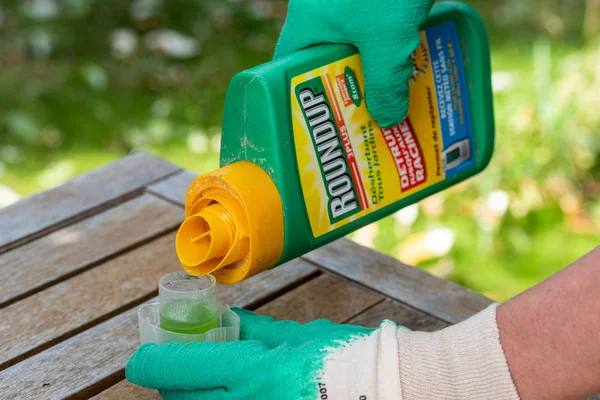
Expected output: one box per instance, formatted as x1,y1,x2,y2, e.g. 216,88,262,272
0,152,493,399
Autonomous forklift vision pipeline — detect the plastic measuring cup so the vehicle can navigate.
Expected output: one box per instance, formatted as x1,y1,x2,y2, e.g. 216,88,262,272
158,271,218,335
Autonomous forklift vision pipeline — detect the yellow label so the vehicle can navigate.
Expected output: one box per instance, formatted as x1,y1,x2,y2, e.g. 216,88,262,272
291,22,474,237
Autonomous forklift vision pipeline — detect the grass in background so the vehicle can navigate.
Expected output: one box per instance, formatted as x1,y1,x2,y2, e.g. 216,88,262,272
0,0,598,301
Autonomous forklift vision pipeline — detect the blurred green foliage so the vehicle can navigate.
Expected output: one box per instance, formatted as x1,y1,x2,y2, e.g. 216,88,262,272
0,0,598,300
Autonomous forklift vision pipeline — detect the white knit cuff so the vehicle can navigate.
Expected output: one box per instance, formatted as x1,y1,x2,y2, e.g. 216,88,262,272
396,304,520,400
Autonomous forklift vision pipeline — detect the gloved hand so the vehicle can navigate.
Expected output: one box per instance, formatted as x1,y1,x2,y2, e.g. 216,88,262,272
275,0,434,128
126,307,404,399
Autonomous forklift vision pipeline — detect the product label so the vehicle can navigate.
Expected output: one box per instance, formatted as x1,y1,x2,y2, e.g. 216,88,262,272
291,21,474,237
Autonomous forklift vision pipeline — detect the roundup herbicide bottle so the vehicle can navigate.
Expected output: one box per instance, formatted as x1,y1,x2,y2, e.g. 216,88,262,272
176,1,494,284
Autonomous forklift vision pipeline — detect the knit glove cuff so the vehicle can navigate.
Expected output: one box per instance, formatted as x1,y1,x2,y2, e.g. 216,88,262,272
396,303,520,400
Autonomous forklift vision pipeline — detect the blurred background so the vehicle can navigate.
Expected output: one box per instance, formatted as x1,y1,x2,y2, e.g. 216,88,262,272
0,0,598,300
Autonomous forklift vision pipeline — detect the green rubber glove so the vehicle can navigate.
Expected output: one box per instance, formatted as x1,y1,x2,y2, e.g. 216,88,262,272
126,308,405,399
275,0,434,128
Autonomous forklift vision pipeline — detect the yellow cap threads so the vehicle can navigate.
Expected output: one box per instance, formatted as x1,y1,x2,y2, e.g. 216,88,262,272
176,161,284,284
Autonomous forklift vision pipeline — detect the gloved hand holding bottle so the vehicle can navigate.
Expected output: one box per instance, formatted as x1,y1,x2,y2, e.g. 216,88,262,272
275,0,434,128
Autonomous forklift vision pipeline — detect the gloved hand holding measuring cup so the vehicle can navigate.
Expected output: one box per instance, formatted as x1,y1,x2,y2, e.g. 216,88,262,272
127,308,404,400
127,305,515,400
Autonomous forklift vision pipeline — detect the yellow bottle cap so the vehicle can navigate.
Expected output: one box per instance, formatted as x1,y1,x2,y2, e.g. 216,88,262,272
176,161,284,284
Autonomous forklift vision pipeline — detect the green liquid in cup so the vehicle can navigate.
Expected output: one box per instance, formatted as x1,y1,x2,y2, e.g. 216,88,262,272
160,300,218,335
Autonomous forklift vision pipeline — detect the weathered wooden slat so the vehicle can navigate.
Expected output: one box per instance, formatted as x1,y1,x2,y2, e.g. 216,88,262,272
0,233,179,369
304,238,493,324
0,259,320,399
91,380,161,400
0,307,139,400
218,259,320,308
0,194,183,308
146,170,196,206
256,273,383,324
0,152,180,253
348,299,449,332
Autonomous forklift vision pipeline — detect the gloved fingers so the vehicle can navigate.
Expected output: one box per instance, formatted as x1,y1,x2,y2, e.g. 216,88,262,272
273,21,302,58
414,0,436,22
233,307,306,347
273,0,312,58
277,21,422,128
233,308,354,347
276,0,433,127
358,42,419,128
274,26,328,59
273,0,344,59
159,388,230,400
126,341,268,391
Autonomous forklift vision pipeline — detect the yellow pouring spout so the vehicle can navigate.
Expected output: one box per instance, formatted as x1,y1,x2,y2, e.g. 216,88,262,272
175,161,284,285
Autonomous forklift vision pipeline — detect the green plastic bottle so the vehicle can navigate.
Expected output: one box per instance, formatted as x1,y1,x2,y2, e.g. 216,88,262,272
175,1,494,284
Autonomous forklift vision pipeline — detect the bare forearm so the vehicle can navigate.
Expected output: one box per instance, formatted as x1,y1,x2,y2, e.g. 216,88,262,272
498,246,600,400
